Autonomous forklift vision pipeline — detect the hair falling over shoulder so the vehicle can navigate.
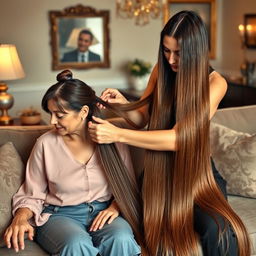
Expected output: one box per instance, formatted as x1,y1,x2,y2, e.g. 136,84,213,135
139,11,251,256
94,99,145,246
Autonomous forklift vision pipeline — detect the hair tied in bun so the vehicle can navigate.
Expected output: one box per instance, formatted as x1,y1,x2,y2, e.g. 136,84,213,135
57,70,73,82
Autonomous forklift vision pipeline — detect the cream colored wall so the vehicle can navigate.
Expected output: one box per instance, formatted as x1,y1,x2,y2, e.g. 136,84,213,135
0,0,162,120
0,0,255,121
220,0,256,78
0,0,161,84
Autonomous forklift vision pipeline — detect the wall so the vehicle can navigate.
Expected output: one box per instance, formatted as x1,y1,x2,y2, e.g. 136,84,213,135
220,0,256,79
0,0,256,121
0,0,162,120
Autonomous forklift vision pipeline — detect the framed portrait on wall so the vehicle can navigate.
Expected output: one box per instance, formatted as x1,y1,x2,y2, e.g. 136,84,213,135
49,5,110,70
163,0,216,59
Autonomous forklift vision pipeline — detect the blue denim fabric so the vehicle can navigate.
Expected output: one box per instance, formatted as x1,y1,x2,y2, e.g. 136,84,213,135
35,201,141,256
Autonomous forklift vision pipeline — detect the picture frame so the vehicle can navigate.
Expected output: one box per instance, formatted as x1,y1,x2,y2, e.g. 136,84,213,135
244,14,256,49
49,5,110,70
163,0,216,59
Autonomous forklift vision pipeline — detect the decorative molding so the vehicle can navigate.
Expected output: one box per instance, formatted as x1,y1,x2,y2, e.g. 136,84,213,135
62,5,103,16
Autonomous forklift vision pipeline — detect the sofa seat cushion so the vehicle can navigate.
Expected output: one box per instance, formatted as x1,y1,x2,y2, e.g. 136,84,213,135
0,240,48,256
228,195,256,254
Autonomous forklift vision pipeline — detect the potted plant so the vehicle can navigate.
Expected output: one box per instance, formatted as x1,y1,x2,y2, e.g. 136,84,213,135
19,107,41,125
128,59,152,91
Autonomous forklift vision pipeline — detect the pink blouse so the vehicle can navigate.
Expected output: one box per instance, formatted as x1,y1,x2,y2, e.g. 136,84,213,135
12,130,134,226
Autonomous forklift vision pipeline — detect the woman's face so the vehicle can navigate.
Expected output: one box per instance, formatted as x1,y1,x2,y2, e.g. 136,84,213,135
163,36,180,72
47,99,85,136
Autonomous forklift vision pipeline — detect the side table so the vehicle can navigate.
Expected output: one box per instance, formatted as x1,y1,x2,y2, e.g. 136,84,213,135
0,118,50,129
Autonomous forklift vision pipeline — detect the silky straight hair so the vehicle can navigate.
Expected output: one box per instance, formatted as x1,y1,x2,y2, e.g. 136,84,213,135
140,11,250,256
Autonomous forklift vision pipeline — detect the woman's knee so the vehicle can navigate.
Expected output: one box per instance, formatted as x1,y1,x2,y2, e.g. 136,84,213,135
109,230,135,244
194,207,225,239
201,217,222,238
93,218,141,255
61,234,98,256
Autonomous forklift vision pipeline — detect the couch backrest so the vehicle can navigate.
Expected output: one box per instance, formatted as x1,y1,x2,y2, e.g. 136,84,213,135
211,105,256,134
0,126,51,164
0,125,144,177
1,104,254,171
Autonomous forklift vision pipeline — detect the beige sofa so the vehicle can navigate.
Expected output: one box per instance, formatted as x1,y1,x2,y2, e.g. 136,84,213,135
0,105,255,255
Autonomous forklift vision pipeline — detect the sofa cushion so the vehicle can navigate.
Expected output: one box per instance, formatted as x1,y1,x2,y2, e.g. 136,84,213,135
0,142,25,247
228,195,256,254
212,105,256,134
210,122,256,198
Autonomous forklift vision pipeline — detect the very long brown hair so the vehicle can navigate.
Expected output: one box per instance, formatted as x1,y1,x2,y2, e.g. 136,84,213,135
139,11,250,256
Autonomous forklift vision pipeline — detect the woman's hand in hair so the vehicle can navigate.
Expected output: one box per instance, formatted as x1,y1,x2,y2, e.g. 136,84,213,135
89,200,119,231
97,88,129,109
88,116,121,144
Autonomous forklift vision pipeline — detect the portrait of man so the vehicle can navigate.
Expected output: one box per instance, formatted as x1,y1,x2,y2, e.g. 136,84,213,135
61,29,101,62
51,11,109,70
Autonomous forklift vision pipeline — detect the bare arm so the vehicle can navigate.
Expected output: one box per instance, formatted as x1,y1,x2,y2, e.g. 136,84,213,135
4,208,34,252
209,71,227,119
89,116,177,151
101,64,158,129
89,70,227,151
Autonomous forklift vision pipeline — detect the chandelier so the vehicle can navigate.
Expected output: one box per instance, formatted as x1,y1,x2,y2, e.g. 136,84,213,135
116,0,163,26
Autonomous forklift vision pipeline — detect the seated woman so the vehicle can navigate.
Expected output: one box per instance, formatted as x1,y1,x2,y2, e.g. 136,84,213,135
4,70,142,256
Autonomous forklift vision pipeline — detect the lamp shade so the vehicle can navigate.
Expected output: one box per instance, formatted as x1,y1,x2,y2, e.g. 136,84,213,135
0,44,25,81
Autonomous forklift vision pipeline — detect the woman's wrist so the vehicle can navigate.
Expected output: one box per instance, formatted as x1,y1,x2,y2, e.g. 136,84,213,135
117,127,127,144
15,208,33,220
110,199,119,211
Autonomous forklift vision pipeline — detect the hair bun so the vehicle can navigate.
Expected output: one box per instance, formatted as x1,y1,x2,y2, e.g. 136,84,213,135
57,70,73,82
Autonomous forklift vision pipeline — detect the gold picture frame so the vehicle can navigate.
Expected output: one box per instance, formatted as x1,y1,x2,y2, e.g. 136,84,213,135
49,5,110,70
163,0,216,59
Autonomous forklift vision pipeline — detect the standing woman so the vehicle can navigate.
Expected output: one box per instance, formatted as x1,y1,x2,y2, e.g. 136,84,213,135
88,11,251,256
4,70,142,256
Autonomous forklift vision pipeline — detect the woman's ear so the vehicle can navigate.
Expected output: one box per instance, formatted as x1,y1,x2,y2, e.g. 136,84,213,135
80,105,89,120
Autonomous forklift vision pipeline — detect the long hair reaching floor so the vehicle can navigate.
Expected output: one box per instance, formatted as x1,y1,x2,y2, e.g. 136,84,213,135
103,10,251,256
140,11,250,256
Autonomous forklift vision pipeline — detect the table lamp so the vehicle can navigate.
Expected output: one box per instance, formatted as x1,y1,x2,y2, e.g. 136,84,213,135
0,44,25,125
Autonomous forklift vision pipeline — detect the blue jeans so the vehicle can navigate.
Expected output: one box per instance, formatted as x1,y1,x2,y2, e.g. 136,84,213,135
35,201,141,256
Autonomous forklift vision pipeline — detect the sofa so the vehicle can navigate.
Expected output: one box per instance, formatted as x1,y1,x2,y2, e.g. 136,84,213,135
0,105,255,255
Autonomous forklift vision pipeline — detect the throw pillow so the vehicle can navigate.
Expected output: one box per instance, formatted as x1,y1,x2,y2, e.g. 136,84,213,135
210,122,256,198
0,142,24,247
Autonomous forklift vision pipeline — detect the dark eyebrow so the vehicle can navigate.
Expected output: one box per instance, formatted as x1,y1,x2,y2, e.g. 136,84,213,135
52,110,66,114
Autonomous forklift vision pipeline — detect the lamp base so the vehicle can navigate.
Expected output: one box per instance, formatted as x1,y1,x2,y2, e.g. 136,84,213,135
0,82,14,125
0,115,13,125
